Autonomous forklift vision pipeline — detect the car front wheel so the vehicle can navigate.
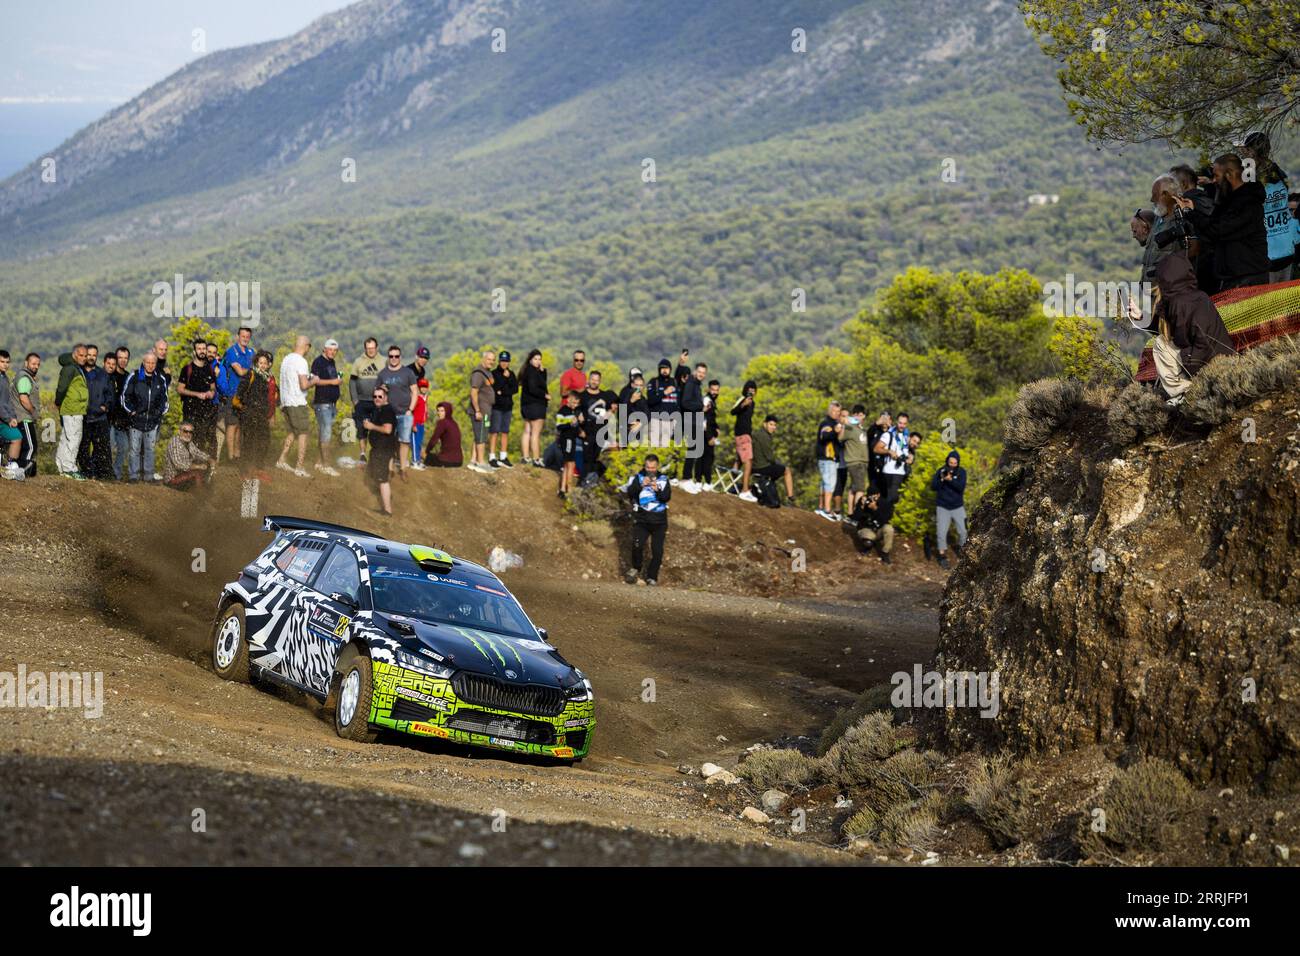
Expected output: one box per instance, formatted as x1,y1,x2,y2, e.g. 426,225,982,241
334,648,376,742
212,603,250,682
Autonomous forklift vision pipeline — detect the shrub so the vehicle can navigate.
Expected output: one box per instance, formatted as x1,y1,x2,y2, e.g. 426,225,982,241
817,683,894,756
1081,757,1196,855
1106,382,1169,446
964,755,1027,849
737,748,819,792
1182,336,1300,427
1003,377,1084,452
846,791,943,849
820,712,906,788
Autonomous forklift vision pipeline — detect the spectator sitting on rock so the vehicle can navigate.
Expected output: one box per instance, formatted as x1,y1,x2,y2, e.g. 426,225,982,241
750,413,796,504
163,421,214,491
423,401,463,468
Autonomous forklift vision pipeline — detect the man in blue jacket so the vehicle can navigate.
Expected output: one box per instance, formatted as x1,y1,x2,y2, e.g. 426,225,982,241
930,450,967,570
79,346,115,480
121,351,170,482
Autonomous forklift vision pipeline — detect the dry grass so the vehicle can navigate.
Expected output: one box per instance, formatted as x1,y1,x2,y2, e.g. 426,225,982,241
964,754,1027,849
1106,382,1170,446
736,748,819,792
1079,757,1196,856
1004,377,1085,453
1182,336,1300,427
816,683,894,757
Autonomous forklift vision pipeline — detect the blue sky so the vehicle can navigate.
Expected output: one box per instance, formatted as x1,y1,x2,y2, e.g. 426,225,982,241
0,0,349,176
1,0,350,103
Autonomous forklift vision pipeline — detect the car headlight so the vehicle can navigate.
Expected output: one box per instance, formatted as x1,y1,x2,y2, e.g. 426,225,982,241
395,648,453,679
564,675,594,702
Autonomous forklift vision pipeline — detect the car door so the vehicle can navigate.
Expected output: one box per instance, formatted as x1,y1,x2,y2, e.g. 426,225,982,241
249,536,332,680
295,543,364,694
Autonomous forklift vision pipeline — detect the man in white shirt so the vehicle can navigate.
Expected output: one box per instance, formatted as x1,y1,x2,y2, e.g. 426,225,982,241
873,411,912,505
275,335,314,478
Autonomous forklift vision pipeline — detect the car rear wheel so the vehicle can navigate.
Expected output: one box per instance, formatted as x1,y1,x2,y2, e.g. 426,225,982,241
334,648,376,742
212,603,250,682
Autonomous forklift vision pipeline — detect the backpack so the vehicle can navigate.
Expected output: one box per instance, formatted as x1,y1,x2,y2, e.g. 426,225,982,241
751,473,781,508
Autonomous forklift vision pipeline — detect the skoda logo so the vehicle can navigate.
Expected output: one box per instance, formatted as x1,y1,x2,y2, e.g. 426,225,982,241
504,670,517,680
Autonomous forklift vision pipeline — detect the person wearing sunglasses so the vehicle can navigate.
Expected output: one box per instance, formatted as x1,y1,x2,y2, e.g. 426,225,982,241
375,345,418,475
361,385,397,516
162,420,213,491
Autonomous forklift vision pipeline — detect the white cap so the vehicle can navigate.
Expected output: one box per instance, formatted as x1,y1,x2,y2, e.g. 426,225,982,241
324,338,339,349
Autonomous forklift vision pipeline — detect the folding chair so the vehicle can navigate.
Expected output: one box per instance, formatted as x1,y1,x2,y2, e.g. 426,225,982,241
711,465,742,495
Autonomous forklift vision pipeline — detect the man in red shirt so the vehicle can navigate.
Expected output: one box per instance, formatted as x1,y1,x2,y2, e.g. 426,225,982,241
559,350,587,396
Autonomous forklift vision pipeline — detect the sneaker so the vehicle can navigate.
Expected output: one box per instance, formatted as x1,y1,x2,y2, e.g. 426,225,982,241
2,463,20,481
470,462,492,474
489,458,502,469
645,578,658,587
937,554,950,570
315,464,341,477
292,468,311,478
625,569,639,585
62,471,87,481
359,453,368,464
738,491,758,502
410,461,426,471
557,490,566,499
498,456,513,468
153,472,163,482
880,552,892,565
275,461,294,473
699,482,714,493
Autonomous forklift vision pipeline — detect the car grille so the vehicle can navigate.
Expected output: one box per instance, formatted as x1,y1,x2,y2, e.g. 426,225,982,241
445,710,554,745
452,672,564,717
390,697,440,724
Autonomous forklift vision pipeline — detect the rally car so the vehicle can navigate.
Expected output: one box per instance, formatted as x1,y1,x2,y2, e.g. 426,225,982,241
209,516,594,761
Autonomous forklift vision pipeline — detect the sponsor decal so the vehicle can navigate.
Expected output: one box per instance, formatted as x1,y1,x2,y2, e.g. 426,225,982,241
410,722,450,738
504,669,517,680
551,747,575,758
512,639,551,651
488,737,517,748
474,584,509,597
564,718,590,728
417,647,446,662
395,686,449,709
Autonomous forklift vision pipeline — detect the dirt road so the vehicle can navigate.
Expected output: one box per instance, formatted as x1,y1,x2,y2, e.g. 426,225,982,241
0,468,941,864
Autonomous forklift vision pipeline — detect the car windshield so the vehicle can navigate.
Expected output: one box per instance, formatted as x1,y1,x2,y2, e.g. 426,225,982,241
370,569,536,639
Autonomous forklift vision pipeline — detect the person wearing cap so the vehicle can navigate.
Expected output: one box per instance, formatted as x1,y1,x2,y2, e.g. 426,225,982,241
646,358,679,448
407,345,431,384
310,339,343,476
489,349,518,468
410,378,430,470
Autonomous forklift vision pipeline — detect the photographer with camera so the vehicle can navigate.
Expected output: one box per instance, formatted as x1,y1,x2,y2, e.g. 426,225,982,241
1142,175,1189,284
930,450,967,570
624,453,672,586
853,491,895,565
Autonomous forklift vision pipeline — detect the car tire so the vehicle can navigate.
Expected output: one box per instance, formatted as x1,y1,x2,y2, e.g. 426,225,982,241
212,603,250,683
334,647,376,742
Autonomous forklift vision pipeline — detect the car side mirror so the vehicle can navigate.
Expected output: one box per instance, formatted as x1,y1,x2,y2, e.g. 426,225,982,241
537,627,549,642
331,592,359,611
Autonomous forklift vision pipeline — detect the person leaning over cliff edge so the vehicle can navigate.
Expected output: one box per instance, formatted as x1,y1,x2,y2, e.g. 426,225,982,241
1125,252,1235,406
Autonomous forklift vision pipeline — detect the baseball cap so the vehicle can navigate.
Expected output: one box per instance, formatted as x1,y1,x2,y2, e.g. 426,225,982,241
498,350,511,361
629,367,643,379
416,346,430,359
765,414,779,424
417,378,429,388
658,358,671,369
323,338,339,349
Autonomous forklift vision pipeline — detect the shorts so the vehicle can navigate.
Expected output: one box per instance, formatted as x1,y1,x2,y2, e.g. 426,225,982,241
218,395,236,426
847,463,869,493
367,448,395,484
735,434,753,463
0,423,21,442
489,408,513,434
521,402,547,422
754,462,786,481
472,417,489,444
395,413,413,444
313,403,336,443
282,404,311,436
561,437,577,462
818,459,838,493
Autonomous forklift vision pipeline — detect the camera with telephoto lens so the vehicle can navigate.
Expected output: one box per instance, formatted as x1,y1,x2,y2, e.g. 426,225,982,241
1153,206,1192,250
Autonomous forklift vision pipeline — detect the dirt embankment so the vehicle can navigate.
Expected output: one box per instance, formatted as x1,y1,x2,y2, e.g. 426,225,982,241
0,465,942,865
922,394,1300,793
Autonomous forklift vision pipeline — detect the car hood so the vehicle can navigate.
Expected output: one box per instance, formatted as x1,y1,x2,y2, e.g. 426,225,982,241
380,614,573,685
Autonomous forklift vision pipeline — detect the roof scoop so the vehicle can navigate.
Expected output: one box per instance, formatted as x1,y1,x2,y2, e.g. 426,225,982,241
409,545,454,573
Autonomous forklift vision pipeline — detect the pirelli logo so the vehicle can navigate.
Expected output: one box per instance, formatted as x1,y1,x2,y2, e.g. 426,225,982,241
410,722,450,738
551,747,575,759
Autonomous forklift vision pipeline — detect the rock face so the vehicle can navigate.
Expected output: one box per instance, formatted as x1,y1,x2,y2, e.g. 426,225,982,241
919,396,1300,793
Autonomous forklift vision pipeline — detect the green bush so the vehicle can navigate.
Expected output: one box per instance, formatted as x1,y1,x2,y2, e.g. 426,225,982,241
820,712,907,789
737,749,819,792
964,755,1027,849
817,683,895,756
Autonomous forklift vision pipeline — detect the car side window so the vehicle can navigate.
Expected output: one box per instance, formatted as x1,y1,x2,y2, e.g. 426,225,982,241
275,542,327,584
314,545,362,604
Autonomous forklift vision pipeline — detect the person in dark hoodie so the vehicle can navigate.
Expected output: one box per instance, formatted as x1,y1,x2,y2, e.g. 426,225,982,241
1132,253,1236,404
1175,153,1269,290
423,401,463,467
930,450,967,570
624,453,671,586
107,352,131,480
646,358,680,448
79,346,114,480
121,351,170,483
